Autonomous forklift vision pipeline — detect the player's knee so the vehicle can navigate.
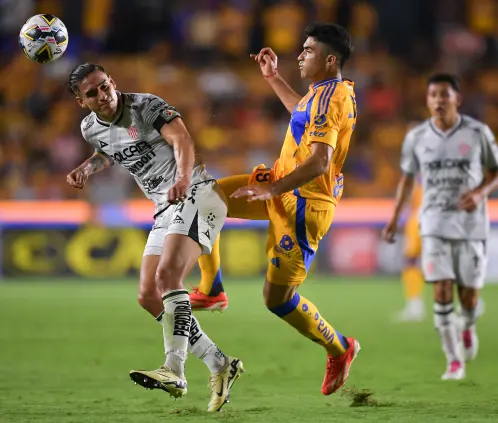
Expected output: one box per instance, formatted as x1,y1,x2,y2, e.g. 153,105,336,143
459,287,479,310
263,281,296,310
155,261,184,291
433,280,453,303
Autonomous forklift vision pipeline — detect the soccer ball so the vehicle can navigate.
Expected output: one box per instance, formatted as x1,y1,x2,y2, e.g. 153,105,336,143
19,14,68,64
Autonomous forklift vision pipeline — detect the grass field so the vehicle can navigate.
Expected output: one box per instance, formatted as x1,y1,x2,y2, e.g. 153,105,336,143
1,277,498,423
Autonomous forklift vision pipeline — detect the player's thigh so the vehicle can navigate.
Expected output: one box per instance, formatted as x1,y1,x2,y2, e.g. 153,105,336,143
167,180,227,256
403,214,421,259
421,236,455,283
265,194,333,286
455,240,487,289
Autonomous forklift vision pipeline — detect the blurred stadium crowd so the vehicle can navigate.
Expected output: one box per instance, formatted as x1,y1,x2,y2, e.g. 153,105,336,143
1,0,498,203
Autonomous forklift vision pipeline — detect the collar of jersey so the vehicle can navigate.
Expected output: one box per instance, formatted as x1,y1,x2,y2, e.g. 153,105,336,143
312,77,342,89
95,92,124,127
429,114,462,138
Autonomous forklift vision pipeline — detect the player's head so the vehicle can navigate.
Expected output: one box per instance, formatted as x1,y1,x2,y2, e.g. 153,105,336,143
68,63,119,120
426,73,462,119
298,23,353,81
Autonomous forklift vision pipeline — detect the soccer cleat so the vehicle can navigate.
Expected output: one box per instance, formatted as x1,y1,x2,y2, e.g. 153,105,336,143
441,360,465,380
321,337,361,395
394,299,426,322
207,357,245,412
129,366,187,398
462,328,479,362
190,287,228,312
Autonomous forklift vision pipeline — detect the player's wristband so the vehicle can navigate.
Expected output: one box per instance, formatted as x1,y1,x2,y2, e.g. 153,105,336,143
264,69,278,79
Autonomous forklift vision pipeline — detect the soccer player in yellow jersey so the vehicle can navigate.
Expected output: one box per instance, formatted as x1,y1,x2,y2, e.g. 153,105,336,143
396,178,426,321
225,23,360,395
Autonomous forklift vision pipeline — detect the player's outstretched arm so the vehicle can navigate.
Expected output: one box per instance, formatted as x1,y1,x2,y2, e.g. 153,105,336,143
66,152,110,189
231,142,332,201
250,48,301,113
159,118,195,204
382,173,415,243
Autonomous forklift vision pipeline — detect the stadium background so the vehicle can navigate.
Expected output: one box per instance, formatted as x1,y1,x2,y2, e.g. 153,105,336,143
1,0,498,279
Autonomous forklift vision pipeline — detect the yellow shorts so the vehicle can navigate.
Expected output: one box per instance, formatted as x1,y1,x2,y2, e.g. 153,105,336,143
266,193,335,286
403,213,421,259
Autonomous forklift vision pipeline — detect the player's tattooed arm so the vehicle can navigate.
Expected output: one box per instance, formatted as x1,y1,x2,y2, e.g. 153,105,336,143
159,118,195,203
66,152,110,189
382,173,415,243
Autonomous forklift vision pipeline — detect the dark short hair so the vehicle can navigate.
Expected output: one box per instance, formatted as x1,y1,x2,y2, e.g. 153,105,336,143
426,73,461,92
305,23,353,68
68,63,106,94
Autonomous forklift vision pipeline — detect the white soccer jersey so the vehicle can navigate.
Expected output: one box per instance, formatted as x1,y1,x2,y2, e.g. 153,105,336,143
80,92,212,215
401,115,498,240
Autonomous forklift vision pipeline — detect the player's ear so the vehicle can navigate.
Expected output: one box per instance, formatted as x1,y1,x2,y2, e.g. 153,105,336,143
456,92,462,107
75,96,87,109
326,55,336,65
109,76,117,89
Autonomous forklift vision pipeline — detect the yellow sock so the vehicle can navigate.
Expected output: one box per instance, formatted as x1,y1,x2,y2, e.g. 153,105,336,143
402,264,424,300
197,234,224,296
270,293,349,356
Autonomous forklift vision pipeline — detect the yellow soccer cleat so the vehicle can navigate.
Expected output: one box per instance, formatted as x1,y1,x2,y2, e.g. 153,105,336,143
207,357,245,412
129,366,187,399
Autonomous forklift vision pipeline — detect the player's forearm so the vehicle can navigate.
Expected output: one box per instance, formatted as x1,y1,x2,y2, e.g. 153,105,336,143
392,174,415,221
80,152,110,175
271,155,329,196
477,170,498,197
267,74,302,113
172,135,195,182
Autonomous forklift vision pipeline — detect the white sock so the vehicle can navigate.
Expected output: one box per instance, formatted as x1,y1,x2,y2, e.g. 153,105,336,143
189,315,227,374
155,311,227,374
162,289,191,378
434,302,462,363
460,306,478,331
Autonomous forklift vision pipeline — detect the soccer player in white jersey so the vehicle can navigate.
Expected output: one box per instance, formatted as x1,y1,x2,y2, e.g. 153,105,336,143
65,63,244,411
383,73,498,380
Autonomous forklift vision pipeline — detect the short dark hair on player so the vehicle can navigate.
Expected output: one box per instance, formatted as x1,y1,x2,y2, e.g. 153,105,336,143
426,73,461,92
305,23,353,68
68,63,106,95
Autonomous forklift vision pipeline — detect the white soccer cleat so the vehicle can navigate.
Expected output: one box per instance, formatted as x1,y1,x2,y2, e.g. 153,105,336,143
462,328,479,362
441,360,465,380
393,299,426,322
207,357,245,412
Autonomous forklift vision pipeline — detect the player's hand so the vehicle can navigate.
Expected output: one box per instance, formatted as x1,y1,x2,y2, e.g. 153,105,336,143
250,47,278,78
231,184,276,202
66,167,90,189
382,219,398,243
168,177,190,204
458,189,485,212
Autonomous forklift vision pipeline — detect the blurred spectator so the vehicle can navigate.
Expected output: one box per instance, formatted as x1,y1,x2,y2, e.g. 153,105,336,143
1,0,498,201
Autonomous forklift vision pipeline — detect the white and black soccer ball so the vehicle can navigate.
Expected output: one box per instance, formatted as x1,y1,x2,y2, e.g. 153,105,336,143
19,14,68,64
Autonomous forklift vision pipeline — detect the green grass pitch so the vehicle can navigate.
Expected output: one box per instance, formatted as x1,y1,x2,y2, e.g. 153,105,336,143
1,277,498,422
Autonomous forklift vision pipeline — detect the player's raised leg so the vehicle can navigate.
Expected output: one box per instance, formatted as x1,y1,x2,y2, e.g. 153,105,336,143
191,171,268,311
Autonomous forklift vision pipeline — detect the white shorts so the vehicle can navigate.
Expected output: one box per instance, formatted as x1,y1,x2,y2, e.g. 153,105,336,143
144,180,227,256
421,236,487,289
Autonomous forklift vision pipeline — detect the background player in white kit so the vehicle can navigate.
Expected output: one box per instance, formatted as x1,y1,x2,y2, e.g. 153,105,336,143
383,74,498,380
65,63,244,411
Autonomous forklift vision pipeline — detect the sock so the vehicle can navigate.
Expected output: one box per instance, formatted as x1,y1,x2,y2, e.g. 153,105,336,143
460,306,478,330
434,301,462,363
162,289,191,378
270,293,349,357
402,261,424,301
189,315,227,373
197,234,224,296
156,312,227,373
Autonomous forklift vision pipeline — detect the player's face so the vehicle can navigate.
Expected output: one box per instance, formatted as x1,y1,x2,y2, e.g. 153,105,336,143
426,82,461,119
76,71,118,119
298,37,331,80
